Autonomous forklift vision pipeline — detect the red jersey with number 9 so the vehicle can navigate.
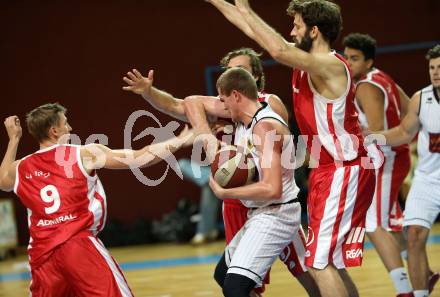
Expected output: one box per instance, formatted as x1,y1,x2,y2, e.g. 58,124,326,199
14,144,107,268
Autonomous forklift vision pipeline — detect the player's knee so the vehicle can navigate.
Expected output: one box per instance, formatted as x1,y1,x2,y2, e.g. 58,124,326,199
214,253,228,288
407,226,428,248
222,273,256,297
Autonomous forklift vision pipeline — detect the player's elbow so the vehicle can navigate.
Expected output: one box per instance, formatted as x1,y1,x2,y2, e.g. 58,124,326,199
400,130,414,145
264,182,282,200
0,178,12,192
184,95,203,103
269,46,287,63
267,40,290,63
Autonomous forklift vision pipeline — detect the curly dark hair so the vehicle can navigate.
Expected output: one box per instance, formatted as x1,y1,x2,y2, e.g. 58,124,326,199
342,33,377,61
426,44,440,60
220,48,265,92
287,0,342,45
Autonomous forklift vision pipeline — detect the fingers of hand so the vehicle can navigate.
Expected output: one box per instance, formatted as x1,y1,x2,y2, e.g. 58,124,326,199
133,69,143,78
127,71,137,81
123,76,134,85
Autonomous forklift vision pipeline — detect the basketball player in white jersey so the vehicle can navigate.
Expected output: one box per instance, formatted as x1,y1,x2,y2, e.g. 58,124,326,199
343,33,414,297
122,48,320,296
0,103,193,296
208,66,302,297
207,1,377,297
375,45,440,297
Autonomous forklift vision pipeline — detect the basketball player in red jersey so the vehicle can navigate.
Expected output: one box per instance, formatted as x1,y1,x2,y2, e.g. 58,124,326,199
0,103,193,297
373,45,440,297
343,33,414,297
123,47,320,296
207,1,377,296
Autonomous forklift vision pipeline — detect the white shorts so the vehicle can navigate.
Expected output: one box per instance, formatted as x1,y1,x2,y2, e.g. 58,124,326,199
404,175,440,229
225,202,301,286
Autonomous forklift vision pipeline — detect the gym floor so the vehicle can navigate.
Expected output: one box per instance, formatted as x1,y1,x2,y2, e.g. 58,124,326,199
0,224,439,297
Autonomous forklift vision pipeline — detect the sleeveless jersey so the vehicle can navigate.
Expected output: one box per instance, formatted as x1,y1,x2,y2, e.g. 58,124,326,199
292,52,366,165
234,102,300,208
14,144,107,268
355,68,409,156
222,91,276,207
415,85,440,183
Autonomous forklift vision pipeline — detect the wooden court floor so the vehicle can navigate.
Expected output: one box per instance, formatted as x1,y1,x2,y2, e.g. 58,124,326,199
1,225,439,297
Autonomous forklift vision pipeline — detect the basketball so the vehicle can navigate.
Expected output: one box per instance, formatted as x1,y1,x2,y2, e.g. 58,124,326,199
210,145,256,188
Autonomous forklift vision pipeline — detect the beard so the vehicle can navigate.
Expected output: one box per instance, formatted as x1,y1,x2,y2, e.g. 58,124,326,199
294,28,313,52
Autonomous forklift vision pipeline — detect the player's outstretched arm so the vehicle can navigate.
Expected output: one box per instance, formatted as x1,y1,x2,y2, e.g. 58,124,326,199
183,96,232,161
81,125,195,170
0,116,21,191
229,0,344,79
123,69,188,122
209,120,283,201
183,95,231,135
377,91,421,146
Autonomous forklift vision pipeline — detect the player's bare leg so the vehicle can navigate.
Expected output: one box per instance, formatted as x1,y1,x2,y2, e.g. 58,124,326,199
295,273,321,297
407,226,430,293
368,227,413,295
394,230,439,294
392,230,408,255
338,268,359,297
308,265,349,297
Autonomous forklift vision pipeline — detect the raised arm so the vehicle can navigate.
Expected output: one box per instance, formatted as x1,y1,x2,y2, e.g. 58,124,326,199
226,0,345,81
0,116,22,191
81,126,194,171
379,91,421,146
123,69,187,121
209,120,284,201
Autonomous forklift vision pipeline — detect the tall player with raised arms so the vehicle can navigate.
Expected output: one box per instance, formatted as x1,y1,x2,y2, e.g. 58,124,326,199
205,1,377,296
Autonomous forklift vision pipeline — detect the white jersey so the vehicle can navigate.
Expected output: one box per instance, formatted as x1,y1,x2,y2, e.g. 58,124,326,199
415,85,440,184
234,102,300,208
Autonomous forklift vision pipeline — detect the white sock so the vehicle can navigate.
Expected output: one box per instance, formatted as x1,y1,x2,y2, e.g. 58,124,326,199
401,249,408,261
413,290,429,297
390,267,412,294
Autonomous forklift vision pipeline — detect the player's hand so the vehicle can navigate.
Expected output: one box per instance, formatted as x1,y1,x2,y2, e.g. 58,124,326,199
4,116,22,141
211,120,234,135
122,69,153,97
209,175,226,199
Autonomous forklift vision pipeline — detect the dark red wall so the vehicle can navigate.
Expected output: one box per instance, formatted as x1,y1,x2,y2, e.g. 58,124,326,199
1,0,439,244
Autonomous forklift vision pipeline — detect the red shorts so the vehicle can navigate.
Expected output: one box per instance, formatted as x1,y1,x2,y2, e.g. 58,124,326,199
30,234,133,297
366,151,410,232
279,226,308,277
305,164,375,269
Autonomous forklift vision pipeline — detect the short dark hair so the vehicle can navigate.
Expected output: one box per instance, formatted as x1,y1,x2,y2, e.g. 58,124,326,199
216,67,258,100
287,0,343,45
426,44,440,60
26,103,67,142
220,48,265,91
342,33,377,61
